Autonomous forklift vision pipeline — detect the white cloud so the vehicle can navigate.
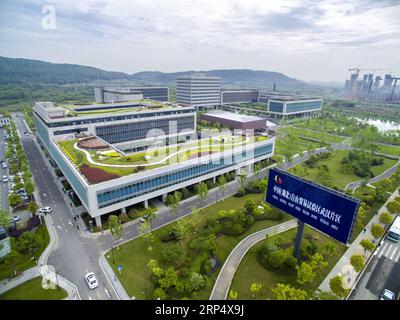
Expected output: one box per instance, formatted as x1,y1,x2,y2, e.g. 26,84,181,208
0,0,399,81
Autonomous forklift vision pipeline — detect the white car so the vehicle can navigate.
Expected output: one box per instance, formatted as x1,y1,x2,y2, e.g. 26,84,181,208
38,207,52,214
380,289,395,300
85,272,99,289
2,175,8,183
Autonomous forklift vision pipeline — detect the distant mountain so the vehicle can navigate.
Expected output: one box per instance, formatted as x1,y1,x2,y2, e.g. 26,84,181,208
0,56,128,85
0,56,309,89
129,69,304,88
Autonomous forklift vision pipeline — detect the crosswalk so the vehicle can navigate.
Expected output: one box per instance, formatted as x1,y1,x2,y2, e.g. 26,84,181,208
374,241,400,263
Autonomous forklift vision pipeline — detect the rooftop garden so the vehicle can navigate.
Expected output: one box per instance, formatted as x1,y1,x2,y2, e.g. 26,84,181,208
56,134,271,183
58,100,173,117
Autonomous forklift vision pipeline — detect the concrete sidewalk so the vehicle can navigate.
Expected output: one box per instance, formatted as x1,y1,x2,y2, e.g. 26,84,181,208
318,187,400,294
210,220,298,300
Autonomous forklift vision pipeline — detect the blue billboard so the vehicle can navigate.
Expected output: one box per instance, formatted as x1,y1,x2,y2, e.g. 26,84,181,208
266,168,360,244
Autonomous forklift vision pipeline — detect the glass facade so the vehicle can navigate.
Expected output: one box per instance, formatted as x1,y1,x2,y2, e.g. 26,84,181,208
96,115,195,144
38,109,194,128
269,101,284,113
34,116,51,150
97,143,273,208
286,101,322,113
51,145,89,207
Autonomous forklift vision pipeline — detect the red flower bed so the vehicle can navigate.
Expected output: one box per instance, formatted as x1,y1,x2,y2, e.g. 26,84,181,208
80,165,121,183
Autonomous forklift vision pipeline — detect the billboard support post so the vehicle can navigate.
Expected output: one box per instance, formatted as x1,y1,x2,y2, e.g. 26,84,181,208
293,220,305,259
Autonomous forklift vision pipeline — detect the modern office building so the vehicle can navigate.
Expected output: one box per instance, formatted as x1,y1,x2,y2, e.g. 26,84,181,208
176,74,221,109
201,111,267,131
34,99,275,226
94,86,169,103
266,95,323,118
220,89,259,104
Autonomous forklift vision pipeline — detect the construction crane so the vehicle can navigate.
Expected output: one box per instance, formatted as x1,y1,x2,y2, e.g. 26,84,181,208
390,77,400,102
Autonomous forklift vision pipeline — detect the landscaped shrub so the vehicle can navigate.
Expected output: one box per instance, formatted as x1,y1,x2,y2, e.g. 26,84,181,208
217,210,255,236
128,208,140,219
160,229,178,242
10,215,40,238
119,212,129,223
181,187,191,199
160,245,185,267
257,243,296,273
200,258,212,275
235,187,246,197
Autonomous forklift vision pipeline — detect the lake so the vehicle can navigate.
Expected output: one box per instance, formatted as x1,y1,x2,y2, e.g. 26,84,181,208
356,118,400,132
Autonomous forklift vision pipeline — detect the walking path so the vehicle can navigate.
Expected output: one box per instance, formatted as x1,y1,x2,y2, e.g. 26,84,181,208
345,160,400,192
318,187,400,294
74,136,251,168
210,220,298,300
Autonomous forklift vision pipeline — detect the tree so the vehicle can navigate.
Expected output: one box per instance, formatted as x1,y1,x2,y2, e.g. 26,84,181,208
147,259,164,278
254,163,262,179
350,254,365,273
379,212,394,227
296,262,316,285
250,282,263,299
8,193,22,208
0,209,9,227
322,242,336,258
24,178,35,196
271,283,308,300
329,275,348,299
238,174,247,189
138,220,155,251
143,207,157,232
229,290,238,300
386,201,400,215
166,191,182,215
159,267,178,290
27,201,38,217
360,239,375,257
310,252,328,271
217,175,227,202
174,219,191,246
108,215,122,264
370,224,385,240
186,272,206,292
196,182,208,204
153,287,167,300
16,231,37,254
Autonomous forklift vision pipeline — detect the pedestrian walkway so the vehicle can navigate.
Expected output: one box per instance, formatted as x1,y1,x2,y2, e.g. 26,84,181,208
374,240,400,263
210,220,298,300
318,187,400,295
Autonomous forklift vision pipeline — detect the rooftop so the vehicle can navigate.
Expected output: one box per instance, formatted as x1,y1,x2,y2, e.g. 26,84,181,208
260,93,322,102
36,99,192,119
54,133,270,184
203,111,265,123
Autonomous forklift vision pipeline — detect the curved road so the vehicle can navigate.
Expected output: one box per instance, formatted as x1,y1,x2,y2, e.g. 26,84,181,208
209,220,298,300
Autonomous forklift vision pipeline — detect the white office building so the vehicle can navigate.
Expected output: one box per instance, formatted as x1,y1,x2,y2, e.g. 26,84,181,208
176,74,221,109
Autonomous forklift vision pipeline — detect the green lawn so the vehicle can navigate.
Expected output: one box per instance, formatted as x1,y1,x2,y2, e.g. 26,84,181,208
107,192,291,300
280,127,345,144
0,277,67,300
289,150,398,190
274,135,322,158
0,225,50,281
58,135,269,178
375,144,400,157
229,226,346,299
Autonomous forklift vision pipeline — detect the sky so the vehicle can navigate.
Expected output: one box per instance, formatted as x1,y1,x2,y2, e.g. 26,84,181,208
0,0,399,82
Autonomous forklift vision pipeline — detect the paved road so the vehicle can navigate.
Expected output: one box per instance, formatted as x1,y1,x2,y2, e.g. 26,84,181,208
349,238,400,300
345,160,400,191
12,113,116,300
0,128,9,211
210,220,298,300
